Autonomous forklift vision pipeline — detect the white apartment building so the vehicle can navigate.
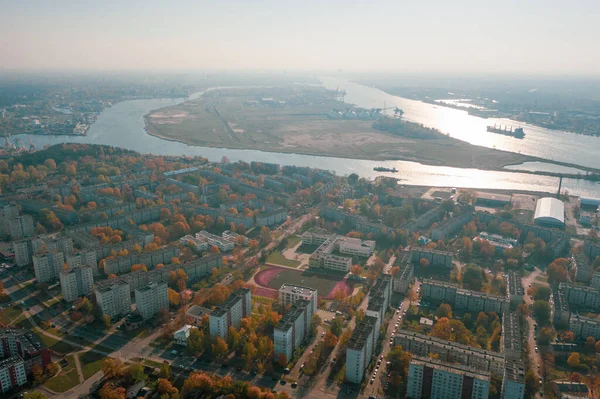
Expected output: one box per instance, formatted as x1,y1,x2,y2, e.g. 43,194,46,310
345,316,378,384
274,300,311,362
196,231,235,252
407,356,490,399
338,237,376,257
209,288,252,339
59,265,94,302
33,250,65,283
44,236,74,255
180,234,209,252
173,324,197,346
8,215,34,240
135,281,169,320
570,314,600,340
66,249,98,275
95,279,132,319
12,239,32,267
278,284,318,315
502,360,525,399
0,357,27,393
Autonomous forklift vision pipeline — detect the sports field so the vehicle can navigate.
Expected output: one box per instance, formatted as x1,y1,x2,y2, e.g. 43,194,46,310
253,266,353,299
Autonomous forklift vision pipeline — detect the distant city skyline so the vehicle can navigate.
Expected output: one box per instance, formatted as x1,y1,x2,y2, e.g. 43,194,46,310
1,0,599,75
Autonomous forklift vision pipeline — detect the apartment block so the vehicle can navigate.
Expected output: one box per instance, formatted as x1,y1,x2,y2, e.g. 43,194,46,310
592,271,600,289
95,279,132,319
410,248,453,268
0,329,51,375
0,357,26,393
393,262,414,294
103,246,180,275
407,356,490,399
366,274,392,328
12,239,34,267
59,265,94,302
420,280,509,314
573,252,593,283
430,209,474,241
33,250,65,283
394,330,505,375
134,281,168,320
66,249,98,275
502,360,526,399
345,316,378,384
505,271,524,307
570,314,600,340
274,300,311,362
562,283,600,310
209,288,252,339
553,285,571,326
43,236,74,255
502,311,522,361
8,215,34,240
278,284,317,316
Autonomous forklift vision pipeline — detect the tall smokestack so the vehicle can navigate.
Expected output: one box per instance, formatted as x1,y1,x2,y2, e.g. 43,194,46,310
557,176,563,199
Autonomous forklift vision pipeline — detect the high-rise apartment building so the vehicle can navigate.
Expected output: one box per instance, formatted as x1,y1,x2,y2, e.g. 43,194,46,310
95,279,132,319
209,288,252,339
59,265,94,302
134,281,168,320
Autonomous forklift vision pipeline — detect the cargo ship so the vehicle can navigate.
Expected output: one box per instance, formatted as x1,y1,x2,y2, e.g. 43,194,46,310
486,124,525,138
373,167,398,173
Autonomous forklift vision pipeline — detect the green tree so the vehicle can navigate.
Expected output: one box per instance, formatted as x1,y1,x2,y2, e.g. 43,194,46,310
462,265,484,291
435,304,452,319
310,314,322,336
188,328,205,356
330,316,344,337
533,286,551,301
532,300,551,325
24,393,48,399
159,363,171,379
126,364,145,383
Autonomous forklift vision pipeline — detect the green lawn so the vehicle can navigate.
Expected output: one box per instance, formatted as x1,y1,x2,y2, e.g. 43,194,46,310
0,306,23,325
34,329,79,354
266,252,300,268
44,355,80,393
285,235,302,249
80,351,107,379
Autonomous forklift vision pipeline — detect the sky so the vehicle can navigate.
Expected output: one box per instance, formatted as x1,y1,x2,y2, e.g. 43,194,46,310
1,0,599,75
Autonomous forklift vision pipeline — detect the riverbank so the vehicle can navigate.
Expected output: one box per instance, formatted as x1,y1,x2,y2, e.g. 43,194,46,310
144,114,538,170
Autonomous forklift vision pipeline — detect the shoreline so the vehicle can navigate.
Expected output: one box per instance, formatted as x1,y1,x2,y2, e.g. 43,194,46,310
143,114,600,177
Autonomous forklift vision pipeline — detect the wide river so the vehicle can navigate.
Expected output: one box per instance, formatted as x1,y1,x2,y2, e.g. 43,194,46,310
16,80,600,198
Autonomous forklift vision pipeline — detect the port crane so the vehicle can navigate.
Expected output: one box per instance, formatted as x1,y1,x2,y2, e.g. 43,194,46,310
378,101,404,118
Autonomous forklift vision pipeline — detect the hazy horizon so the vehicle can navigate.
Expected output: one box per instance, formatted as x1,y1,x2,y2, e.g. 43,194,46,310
1,0,599,76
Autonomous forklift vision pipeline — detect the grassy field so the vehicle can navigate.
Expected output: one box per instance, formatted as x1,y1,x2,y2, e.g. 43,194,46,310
145,87,534,169
266,252,300,268
285,235,302,249
80,351,107,379
35,329,78,354
44,355,79,393
0,306,23,325
263,268,341,297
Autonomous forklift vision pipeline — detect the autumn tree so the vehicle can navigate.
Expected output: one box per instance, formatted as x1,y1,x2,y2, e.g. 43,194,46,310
130,264,147,272
168,288,181,307
99,383,126,399
188,328,205,356
101,358,125,379
157,378,178,397
213,336,229,360
568,352,581,368
436,304,453,319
